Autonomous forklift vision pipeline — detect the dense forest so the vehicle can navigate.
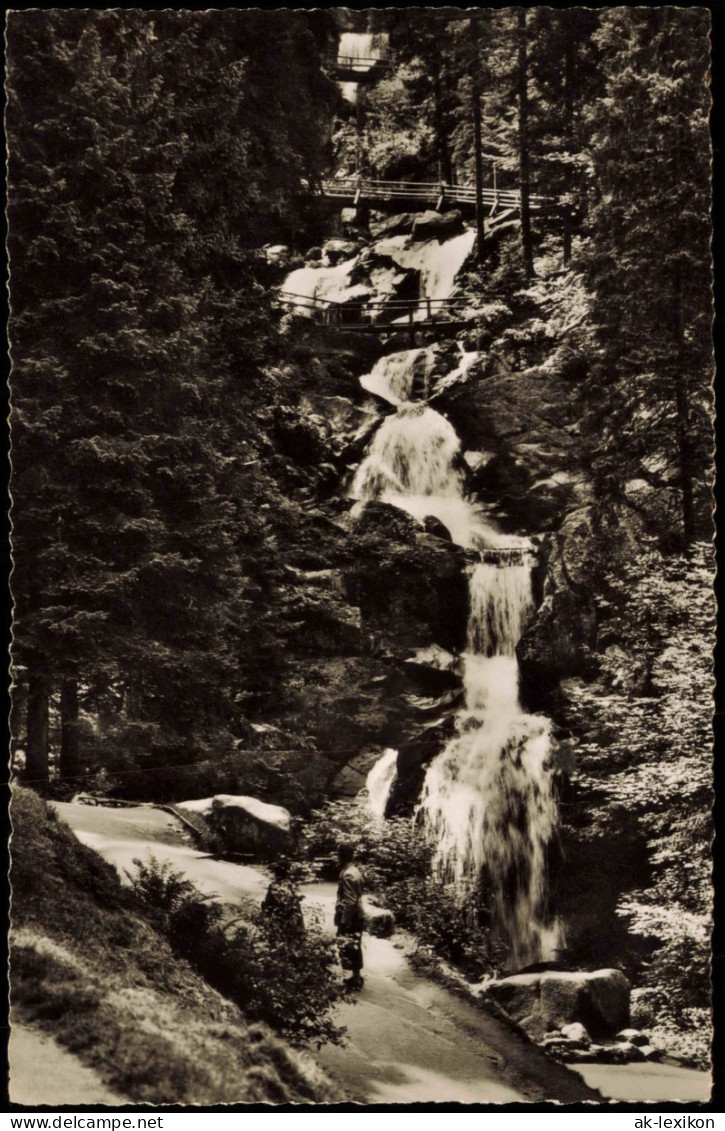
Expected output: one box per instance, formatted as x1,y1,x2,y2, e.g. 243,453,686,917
8,6,714,1090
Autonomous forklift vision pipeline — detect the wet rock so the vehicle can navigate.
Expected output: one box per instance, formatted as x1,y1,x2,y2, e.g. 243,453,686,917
177,795,292,859
411,209,465,241
388,713,457,814
462,450,495,475
483,969,630,1041
547,1045,597,1064
404,644,460,675
616,1028,650,1047
369,212,418,239
330,748,388,798
402,646,462,696
423,515,454,542
323,238,361,265
561,1022,591,1046
264,244,304,272
596,1042,641,1065
350,502,470,654
639,1045,664,1061
298,393,378,464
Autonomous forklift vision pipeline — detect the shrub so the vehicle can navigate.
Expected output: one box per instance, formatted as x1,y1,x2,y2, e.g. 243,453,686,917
129,857,343,1047
304,799,503,981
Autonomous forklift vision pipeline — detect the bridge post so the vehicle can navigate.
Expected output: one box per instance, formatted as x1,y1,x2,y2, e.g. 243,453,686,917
426,297,432,321
408,308,415,347
353,186,370,231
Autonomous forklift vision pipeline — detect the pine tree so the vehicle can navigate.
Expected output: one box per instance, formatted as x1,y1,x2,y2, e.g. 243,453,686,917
8,10,335,785
582,8,712,546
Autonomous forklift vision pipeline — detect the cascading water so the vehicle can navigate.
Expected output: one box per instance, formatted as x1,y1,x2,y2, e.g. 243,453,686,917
366,748,398,820
338,31,389,69
384,229,477,304
352,346,562,969
359,347,435,405
351,402,522,551
419,566,562,969
284,257,366,310
337,31,389,105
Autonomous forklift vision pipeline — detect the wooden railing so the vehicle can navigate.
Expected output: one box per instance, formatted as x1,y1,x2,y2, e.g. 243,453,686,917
278,289,473,333
319,177,556,213
328,54,393,71
323,54,394,80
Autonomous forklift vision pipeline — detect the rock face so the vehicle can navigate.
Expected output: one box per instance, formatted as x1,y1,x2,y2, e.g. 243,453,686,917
518,510,598,707
483,969,631,1041
410,209,465,241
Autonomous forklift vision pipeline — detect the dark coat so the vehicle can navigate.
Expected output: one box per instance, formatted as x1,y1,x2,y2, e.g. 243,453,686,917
334,863,364,934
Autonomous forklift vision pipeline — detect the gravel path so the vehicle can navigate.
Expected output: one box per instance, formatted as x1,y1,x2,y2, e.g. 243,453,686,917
40,801,707,1106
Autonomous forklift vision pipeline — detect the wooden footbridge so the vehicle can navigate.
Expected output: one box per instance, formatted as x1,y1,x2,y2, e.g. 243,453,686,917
278,289,474,339
319,178,558,221
323,54,395,83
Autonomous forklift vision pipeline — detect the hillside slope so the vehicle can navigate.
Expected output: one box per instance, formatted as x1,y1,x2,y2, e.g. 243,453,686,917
9,787,338,1106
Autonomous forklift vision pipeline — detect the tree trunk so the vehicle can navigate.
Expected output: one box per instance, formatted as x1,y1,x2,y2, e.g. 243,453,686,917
26,673,50,785
672,263,697,545
60,677,80,781
470,17,486,264
562,32,575,264
674,372,696,545
432,66,453,185
517,9,534,277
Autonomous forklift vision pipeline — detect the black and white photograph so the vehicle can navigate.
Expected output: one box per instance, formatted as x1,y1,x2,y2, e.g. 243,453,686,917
5,6,715,1110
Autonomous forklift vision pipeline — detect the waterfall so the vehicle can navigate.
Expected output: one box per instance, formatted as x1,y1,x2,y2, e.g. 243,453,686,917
337,31,389,105
284,258,365,310
366,748,398,820
352,403,463,500
418,574,562,969
352,345,561,969
359,347,435,405
389,229,477,302
338,31,389,69
351,402,521,551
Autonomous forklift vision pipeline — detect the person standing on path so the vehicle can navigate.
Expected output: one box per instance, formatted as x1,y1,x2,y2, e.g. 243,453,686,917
261,857,305,937
334,841,365,991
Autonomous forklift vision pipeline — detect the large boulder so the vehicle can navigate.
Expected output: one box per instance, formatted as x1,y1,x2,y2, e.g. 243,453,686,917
349,501,470,655
298,393,378,464
177,795,292,859
369,212,418,239
483,969,631,1041
411,209,465,241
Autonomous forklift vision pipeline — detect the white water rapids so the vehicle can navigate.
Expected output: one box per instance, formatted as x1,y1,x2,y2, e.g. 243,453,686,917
337,31,389,105
352,347,562,969
366,748,398,820
281,223,475,320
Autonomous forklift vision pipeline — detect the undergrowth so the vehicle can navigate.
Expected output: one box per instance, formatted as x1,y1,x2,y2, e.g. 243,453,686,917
10,787,339,1104
304,799,504,981
129,856,344,1047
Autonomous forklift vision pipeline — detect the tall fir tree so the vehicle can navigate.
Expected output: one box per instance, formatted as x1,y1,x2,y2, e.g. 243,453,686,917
582,7,712,545
8,9,336,784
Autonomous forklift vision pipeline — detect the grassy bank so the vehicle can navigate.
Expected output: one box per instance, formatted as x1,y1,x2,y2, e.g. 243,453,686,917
10,787,339,1106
